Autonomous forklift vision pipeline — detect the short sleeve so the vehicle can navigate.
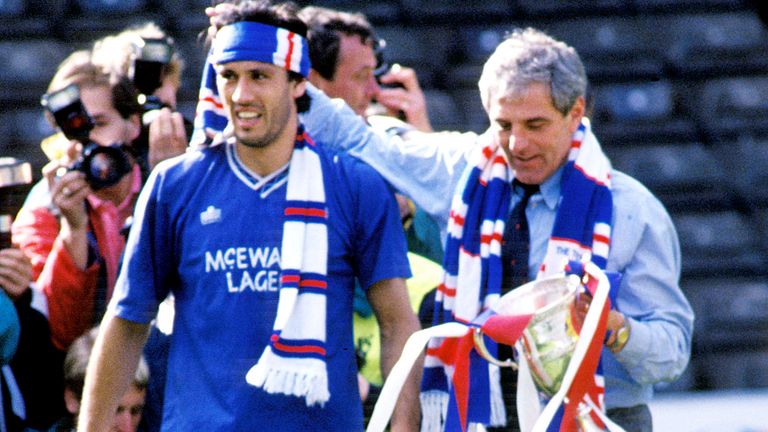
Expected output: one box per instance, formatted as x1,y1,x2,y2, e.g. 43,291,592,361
346,159,412,291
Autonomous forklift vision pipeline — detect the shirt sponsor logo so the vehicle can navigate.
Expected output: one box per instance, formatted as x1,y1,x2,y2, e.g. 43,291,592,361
205,246,281,293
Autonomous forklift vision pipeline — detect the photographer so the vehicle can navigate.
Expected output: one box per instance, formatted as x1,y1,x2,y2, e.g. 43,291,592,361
91,22,188,174
12,50,144,353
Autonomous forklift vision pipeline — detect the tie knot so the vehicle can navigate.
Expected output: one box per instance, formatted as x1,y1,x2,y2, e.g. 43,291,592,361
513,180,539,198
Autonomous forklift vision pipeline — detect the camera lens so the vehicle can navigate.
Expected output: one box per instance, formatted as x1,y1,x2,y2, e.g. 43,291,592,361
78,144,133,190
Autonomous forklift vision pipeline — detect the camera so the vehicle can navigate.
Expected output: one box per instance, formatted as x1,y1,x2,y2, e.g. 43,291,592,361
0,158,32,250
373,38,404,90
133,38,173,103
41,84,133,191
132,37,194,145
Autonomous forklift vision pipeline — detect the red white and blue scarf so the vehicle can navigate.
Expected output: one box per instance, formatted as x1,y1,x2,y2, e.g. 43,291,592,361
421,119,614,431
245,128,331,407
201,19,329,407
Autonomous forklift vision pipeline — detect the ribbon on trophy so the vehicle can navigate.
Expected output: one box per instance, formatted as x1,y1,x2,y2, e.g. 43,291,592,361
366,261,626,432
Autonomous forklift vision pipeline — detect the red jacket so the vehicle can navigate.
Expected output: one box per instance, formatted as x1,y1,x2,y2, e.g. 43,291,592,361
12,168,141,351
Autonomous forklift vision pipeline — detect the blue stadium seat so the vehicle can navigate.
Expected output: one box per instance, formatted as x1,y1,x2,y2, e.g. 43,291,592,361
0,40,69,92
663,12,768,75
674,211,763,276
75,0,146,14
0,0,24,16
544,16,665,80
518,0,625,16
595,81,673,122
400,0,510,18
608,142,722,191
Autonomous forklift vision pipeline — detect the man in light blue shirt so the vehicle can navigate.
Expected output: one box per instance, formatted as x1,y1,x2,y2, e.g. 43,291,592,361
301,27,693,432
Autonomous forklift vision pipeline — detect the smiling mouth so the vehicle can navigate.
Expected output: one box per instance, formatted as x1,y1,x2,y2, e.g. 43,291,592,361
237,111,261,120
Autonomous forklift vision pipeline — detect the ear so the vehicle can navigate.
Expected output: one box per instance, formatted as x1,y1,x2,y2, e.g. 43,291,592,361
127,113,142,142
64,387,80,415
568,96,586,134
292,79,307,100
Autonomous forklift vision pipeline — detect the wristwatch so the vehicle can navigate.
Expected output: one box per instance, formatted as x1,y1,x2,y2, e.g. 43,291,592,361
609,315,631,353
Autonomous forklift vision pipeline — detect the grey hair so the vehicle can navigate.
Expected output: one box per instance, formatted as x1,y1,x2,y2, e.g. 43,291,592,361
478,27,586,116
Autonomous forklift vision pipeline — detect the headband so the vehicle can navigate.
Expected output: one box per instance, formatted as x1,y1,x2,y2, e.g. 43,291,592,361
212,21,311,78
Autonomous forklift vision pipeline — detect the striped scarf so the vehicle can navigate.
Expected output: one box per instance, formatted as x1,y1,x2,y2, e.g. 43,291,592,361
421,119,613,431
245,129,331,407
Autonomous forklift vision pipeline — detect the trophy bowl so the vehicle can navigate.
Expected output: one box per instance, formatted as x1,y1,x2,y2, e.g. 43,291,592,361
474,274,583,397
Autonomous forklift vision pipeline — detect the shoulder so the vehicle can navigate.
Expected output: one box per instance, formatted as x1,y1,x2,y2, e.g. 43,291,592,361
149,145,226,189
610,170,670,220
315,142,388,187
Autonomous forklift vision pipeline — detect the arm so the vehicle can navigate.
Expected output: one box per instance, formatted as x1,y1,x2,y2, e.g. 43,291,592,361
608,183,693,384
367,277,422,432
303,83,477,222
78,314,150,432
13,201,100,350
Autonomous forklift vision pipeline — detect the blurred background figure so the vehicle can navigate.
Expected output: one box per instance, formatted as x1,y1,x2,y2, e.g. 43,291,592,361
52,326,148,432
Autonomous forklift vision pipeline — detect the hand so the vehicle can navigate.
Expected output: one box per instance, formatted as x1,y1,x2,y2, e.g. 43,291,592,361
205,2,236,39
375,64,433,132
148,108,187,169
572,289,626,345
44,161,90,232
0,248,33,301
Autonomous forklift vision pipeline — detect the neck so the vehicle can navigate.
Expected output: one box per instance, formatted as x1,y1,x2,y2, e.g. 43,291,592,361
236,116,298,177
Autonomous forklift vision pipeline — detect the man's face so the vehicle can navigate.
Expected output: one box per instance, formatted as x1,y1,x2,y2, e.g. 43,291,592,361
215,60,304,149
79,84,140,147
111,384,145,432
312,34,379,116
489,82,584,185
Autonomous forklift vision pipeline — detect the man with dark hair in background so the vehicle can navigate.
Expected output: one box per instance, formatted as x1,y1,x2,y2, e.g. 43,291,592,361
79,1,421,431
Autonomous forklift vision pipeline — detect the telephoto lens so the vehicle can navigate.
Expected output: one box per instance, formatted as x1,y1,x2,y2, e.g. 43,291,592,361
0,157,33,249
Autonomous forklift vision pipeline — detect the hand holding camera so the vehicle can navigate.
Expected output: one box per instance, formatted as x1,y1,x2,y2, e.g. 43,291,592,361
132,38,190,170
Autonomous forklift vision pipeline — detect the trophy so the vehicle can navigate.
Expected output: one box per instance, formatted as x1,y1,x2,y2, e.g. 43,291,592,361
367,264,620,432
472,271,615,431
472,274,581,394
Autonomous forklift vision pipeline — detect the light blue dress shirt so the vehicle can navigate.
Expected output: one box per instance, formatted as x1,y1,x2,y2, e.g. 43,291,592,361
301,84,694,410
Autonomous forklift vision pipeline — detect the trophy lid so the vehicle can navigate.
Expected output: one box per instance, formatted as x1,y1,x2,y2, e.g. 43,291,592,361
0,158,32,188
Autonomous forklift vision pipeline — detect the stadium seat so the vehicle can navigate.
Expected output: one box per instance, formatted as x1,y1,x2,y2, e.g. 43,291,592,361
75,0,146,14
673,210,764,277
0,0,24,16
662,11,768,76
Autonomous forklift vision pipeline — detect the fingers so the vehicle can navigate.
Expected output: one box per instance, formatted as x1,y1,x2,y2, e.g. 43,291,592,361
0,248,33,300
148,108,188,169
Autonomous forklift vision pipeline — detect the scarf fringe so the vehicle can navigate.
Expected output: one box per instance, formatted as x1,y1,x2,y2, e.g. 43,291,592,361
420,391,449,432
246,348,330,407
488,365,506,427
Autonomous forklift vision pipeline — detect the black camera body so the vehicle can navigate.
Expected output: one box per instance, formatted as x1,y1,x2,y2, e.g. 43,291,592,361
41,84,133,190
0,158,32,250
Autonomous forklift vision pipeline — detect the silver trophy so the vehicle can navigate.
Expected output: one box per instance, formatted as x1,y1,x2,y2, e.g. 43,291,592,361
473,274,606,430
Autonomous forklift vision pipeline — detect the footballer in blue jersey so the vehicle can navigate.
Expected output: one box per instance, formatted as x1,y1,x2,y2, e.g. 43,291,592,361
109,136,411,430
78,3,421,431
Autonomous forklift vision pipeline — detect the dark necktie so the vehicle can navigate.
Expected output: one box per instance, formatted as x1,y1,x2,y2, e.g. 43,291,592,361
501,181,540,294
490,180,539,432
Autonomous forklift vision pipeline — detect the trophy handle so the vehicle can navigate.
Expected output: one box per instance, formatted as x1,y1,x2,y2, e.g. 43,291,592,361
472,327,518,369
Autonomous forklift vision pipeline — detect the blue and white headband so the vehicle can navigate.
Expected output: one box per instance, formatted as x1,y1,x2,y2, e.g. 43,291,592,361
211,21,311,78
